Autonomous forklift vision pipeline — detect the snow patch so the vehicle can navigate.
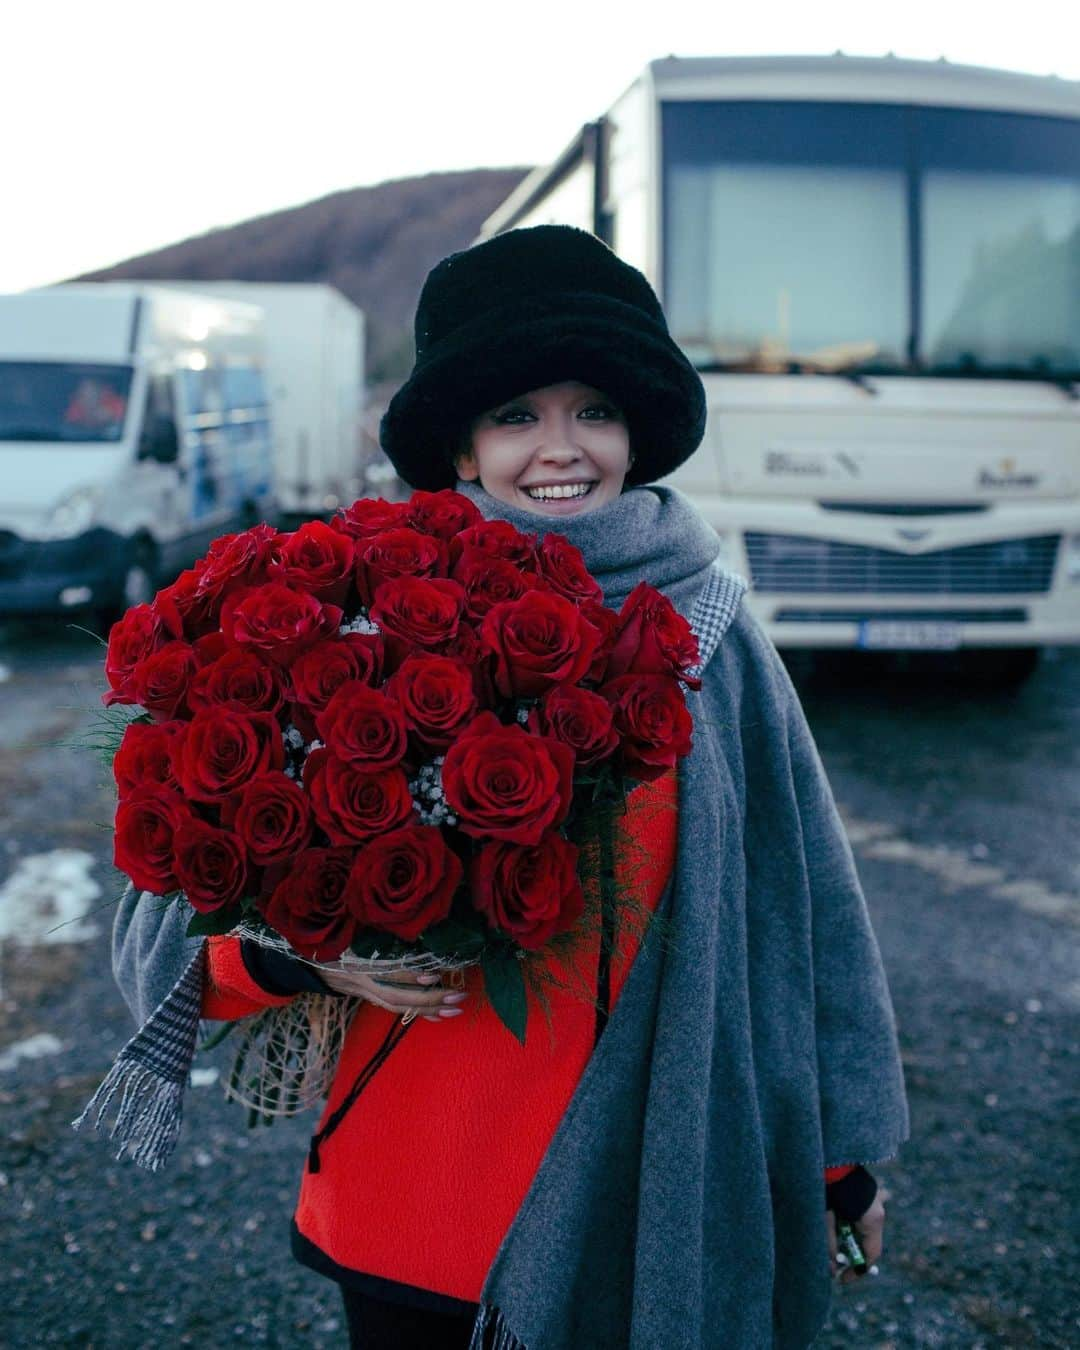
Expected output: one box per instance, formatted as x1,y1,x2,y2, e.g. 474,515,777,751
0,1032,64,1072
0,850,101,945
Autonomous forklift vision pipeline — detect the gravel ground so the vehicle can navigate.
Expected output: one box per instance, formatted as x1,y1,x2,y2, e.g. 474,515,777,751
0,621,1077,1349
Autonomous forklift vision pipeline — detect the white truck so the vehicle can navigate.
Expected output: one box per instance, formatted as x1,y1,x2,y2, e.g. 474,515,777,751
0,283,276,623
161,282,365,524
480,54,1080,682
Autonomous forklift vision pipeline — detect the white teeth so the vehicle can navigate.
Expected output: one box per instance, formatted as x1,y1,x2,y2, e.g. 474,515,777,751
524,483,593,500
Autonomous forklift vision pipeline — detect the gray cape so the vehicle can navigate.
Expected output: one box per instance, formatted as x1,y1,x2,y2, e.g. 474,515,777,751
102,483,909,1348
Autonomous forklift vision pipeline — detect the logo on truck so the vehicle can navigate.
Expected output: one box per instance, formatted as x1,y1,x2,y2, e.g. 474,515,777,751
978,458,1041,489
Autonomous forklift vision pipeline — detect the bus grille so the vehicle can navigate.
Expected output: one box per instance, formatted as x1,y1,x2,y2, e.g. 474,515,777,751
744,533,1060,595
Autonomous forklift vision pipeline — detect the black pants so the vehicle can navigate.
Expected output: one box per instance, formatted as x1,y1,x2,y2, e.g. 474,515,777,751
340,1286,481,1349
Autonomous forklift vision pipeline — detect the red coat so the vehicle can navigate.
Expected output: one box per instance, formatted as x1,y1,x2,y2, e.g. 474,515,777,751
202,770,853,1302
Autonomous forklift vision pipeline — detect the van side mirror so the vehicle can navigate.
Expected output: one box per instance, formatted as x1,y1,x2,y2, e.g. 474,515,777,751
141,415,179,464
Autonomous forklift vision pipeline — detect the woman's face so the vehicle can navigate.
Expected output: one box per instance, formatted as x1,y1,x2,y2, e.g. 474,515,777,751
457,381,631,518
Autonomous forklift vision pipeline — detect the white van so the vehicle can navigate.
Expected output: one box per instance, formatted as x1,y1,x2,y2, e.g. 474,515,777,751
0,284,277,624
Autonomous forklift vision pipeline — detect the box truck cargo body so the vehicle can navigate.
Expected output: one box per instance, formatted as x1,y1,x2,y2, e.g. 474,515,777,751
0,284,276,620
159,282,365,521
481,55,1080,678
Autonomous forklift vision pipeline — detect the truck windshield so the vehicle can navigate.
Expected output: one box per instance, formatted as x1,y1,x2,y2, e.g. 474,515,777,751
0,361,134,442
663,101,1080,379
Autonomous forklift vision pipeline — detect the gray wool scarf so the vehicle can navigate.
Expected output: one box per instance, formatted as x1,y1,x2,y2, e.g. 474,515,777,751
94,483,909,1348
456,482,909,1349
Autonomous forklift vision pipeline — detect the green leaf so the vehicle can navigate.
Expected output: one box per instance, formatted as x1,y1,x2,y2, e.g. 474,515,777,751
185,905,243,937
421,918,486,960
481,950,528,1045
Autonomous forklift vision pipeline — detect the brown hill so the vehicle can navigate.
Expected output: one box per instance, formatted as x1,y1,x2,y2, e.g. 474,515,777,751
76,167,532,384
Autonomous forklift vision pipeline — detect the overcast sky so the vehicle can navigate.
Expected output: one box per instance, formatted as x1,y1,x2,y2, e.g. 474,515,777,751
2,0,1076,293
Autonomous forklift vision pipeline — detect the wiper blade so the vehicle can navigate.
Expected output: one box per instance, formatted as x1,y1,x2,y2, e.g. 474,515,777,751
0,427,57,441
782,358,880,395
927,366,1080,399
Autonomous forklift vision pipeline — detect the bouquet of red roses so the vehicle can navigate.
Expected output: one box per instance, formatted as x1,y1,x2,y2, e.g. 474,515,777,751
102,489,700,1043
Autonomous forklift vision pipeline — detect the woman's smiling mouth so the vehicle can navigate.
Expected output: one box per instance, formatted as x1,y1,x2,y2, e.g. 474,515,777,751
521,482,596,502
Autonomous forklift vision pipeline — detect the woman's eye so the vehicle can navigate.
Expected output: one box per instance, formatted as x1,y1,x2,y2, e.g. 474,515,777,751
493,407,533,424
580,404,616,419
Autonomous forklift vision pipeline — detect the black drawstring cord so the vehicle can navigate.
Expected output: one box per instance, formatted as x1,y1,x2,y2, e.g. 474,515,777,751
307,1015,417,1174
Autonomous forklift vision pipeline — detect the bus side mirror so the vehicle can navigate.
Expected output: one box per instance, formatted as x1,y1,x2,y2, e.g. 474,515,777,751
141,416,179,464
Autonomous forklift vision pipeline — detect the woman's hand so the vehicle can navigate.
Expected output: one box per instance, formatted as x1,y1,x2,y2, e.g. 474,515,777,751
826,1188,887,1284
316,965,468,1023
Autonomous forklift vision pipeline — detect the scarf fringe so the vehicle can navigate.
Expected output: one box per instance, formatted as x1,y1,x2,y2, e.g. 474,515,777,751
469,1302,528,1350
71,1058,186,1171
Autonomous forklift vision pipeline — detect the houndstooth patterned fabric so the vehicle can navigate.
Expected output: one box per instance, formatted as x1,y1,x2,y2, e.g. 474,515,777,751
687,561,748,680
73,944,206,1170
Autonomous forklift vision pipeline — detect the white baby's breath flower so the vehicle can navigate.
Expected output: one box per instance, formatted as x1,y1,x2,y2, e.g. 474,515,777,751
338,615,381,637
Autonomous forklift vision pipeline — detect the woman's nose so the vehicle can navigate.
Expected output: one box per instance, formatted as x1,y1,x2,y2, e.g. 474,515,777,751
537,425,584,460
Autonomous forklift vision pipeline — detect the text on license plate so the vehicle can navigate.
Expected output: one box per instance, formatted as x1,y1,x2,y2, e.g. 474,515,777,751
857,620,962,650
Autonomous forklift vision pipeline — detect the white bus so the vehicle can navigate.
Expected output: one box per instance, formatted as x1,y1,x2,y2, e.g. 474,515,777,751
481,54,1080,682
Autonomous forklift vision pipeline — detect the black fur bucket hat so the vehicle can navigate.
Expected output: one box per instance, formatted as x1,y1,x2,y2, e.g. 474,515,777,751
379,225,706,491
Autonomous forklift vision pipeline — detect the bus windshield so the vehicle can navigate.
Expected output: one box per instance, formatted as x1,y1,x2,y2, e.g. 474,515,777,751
0,361,134,442
663,100,1080,379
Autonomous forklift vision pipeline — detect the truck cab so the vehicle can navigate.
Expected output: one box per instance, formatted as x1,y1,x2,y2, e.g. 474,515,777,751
0,284,276,624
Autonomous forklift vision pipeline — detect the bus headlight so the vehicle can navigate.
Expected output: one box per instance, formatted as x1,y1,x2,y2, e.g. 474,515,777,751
1066,533,1080,584
23,486,104,541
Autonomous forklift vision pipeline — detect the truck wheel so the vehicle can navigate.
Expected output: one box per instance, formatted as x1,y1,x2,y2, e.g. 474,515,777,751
92,543,159,635
958,647,1040,689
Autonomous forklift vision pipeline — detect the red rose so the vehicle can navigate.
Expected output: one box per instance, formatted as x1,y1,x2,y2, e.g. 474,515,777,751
441,712,574,845
605,582,702,690
449,520,537,570
195,522,279,610
187,647,285,716
129,641,198,720
386,654,478,753
113,789,186,894
601,674,694,782
470,832,584,950
113,721,184,795
229,771,314,867
578,600,620,683
154,564,217,641
286,633,384,739
268,520,356,606
530,684,619,767
345,825,462,941
535,534,603,604
355,527,448,607
481,591,602,699
192,631,227,666
451,549,539,621
260,847,357,960
331,497,410,539
405,488,483,540
220,583,343,666
315,682,408,771
172,707,284,802
173,817,248,913
305,748,415,843
103,604,166,706
368,576,465,668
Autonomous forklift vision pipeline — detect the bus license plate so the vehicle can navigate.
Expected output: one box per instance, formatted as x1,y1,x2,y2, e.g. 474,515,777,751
857,620,962,650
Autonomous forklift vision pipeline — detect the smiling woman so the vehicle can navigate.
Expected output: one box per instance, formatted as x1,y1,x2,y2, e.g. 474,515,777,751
105,225,909,1350
456,381,632,517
